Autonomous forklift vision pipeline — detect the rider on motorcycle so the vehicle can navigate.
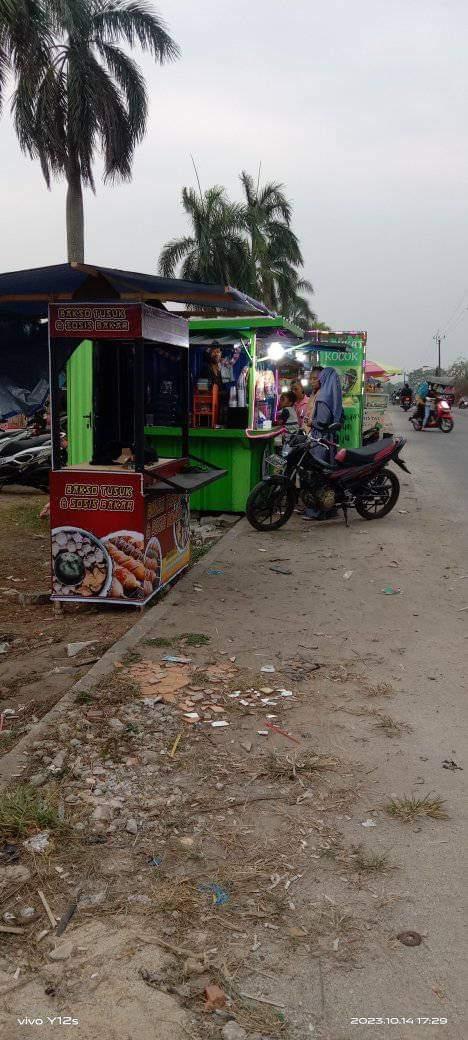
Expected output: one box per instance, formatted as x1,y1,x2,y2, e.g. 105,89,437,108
401,382,413,405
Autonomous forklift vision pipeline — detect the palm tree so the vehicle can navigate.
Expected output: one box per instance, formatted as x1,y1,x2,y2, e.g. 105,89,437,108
1,0,52,116
159,185,248,286
9,0,179,261
239,170,315,324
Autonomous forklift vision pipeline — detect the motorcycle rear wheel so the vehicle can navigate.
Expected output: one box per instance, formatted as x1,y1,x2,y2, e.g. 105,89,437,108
355,468,400,520
246,478,296,531
440,418,453,432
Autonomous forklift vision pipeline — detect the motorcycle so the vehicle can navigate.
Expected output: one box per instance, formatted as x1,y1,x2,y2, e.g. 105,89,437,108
410,398,454,433
246,427,409,531
400,395,412,412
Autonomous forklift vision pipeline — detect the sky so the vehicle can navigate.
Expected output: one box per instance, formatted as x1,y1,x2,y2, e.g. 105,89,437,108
1,0,468,370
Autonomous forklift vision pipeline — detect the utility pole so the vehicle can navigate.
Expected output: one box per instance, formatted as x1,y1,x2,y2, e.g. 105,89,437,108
433,332,445,375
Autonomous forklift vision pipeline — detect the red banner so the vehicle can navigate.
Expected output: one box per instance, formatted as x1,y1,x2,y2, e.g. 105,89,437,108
49,304,142,339
49,471,190,605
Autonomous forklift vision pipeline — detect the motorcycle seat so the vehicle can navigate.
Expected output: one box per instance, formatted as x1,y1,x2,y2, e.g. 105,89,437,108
335,441,393,467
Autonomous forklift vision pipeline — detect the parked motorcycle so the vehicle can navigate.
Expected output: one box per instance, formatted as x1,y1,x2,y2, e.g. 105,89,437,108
410,398,454,433
246,429,409,531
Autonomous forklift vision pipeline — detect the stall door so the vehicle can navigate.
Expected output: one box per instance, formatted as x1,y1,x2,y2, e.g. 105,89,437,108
67,340,93,464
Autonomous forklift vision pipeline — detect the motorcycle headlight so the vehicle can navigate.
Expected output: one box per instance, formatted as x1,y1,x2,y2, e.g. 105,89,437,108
440,401,449,410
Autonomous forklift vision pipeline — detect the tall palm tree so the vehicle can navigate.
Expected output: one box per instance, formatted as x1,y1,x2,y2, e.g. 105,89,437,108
1,0,52,116
159,185,248,286
9,0,179,261
239,170,314,323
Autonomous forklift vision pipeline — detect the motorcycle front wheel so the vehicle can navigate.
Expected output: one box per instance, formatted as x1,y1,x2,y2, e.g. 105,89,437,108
246,478,296,531
355,468,400,520
440,418,454,432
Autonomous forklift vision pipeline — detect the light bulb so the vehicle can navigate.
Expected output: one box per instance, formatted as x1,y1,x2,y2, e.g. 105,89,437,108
267,342,285,361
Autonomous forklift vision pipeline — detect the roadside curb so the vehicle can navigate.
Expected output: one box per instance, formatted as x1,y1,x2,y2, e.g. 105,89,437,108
0,520,244,789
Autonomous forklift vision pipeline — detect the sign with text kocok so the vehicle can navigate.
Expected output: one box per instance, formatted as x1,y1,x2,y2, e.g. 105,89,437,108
319,334,366,447
50,471,190,605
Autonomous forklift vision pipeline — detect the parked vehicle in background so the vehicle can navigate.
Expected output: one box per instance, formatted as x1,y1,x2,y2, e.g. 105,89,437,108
458,396,468,409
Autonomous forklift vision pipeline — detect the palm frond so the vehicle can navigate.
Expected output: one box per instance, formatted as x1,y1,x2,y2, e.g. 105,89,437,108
92,0,180,62
158,235,195,277
94,39,147,140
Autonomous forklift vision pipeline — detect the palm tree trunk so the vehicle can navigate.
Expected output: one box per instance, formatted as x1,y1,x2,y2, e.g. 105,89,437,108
66,163,84,262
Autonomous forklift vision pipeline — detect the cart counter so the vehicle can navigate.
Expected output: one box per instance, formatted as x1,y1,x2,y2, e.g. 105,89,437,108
50,459,195,606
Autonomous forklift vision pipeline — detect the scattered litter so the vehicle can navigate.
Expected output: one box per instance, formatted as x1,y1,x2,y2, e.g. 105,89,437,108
239,991,285,1010
204,983,227,1010
261,665,276,673
257,548,267,552
361,818,377,828
0,843,20,865
207,568,223,575
211,720,229,728
257,730,269,736
286,926,308,939
229,655,236,663
66,640,96,658
148,856,162,867
397,930,422,947
265,721,301,745
333,937,340,950
162,655,192,664
343,570,353,580
0,924,26,935
169,732,182,756
23,831,50,853
398,509,409,514
0,643,9,655
55,891,81,936
199,883,229,906
269,565,292,575
442,759,462,771
278,688,293,698
37,889,56,928
183,713,200,722
382,586,401,595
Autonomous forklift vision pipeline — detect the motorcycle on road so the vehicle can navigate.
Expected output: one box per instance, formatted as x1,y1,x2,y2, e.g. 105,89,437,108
246,428,410,531
410,398,454,433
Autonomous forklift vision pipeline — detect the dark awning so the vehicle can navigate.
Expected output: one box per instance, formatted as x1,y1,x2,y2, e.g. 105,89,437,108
0,262,270,320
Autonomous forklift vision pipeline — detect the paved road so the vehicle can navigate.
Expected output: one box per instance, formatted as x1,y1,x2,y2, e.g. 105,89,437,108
392,405,468,521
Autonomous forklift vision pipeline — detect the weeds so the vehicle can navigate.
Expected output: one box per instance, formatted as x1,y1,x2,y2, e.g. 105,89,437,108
266,749,338,781
373,714,410,738
385,794,448,822
352,846,393,873
180,633,210,646
0,785,61,839
1,504,46,533
75,691,95,705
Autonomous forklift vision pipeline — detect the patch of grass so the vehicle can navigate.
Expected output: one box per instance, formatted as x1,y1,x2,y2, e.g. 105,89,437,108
384,793,448,822
0,784,61,839
266,749,339,781
373,714,409,738
2,503,46,533
365,682,394,697
141,637,174,648
121,649,142,665
352,846,393,873
180,632,210,647
75,690,95,705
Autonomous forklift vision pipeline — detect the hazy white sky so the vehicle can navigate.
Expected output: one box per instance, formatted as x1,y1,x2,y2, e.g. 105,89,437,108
1,0,468,369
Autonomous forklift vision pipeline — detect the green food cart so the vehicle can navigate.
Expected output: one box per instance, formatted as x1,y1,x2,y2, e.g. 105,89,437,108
143,315,304,512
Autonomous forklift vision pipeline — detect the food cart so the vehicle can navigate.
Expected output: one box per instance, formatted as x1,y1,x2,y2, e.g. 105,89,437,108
143,315,304,512
48,302,225,606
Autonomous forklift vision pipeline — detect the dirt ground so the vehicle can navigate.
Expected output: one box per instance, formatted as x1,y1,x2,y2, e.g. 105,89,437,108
0,450,467,1040
0,490,223,756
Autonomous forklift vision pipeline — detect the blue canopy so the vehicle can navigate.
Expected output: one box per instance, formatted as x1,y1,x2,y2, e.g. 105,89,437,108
0,262,270,320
